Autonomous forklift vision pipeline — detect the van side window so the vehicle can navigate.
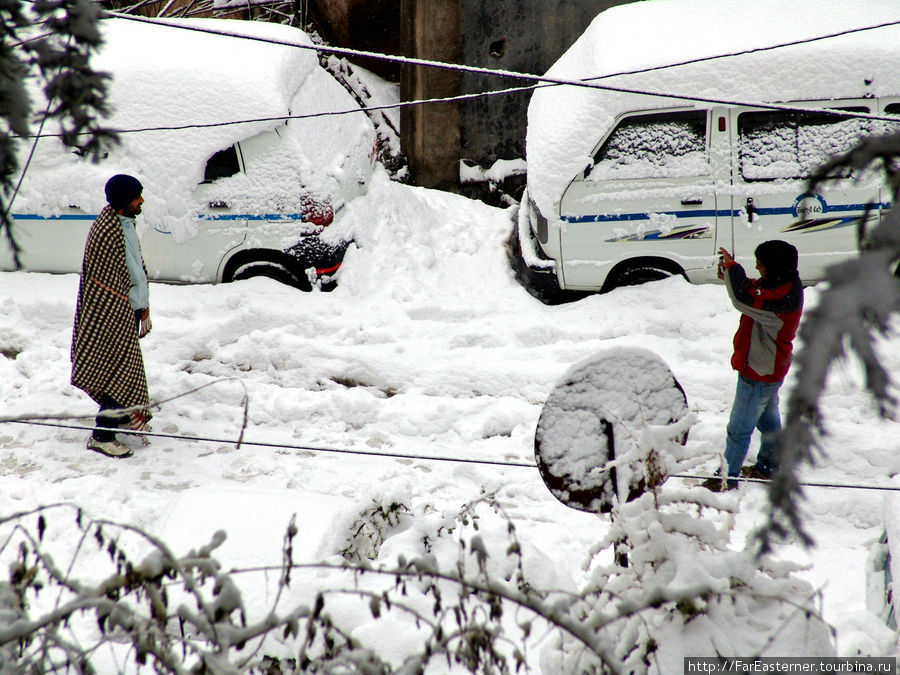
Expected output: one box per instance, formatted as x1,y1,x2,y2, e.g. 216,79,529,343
738,109,876,181
203,145,240,183
886,103,900,115
587,111,707,181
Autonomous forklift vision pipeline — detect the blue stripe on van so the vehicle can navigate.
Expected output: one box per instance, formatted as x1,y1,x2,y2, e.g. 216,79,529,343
200,214,307,221
12,213,309,223
562,202,887,224
12,214,95,221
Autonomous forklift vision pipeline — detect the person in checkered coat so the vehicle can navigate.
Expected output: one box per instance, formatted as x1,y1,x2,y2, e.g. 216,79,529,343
71,174,153,458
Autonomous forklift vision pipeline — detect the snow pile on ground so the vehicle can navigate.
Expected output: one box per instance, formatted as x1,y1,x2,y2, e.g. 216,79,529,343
1,170,899,668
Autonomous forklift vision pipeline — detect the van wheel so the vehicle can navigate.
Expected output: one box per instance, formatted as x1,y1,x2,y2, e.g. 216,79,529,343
608,264,678,289
231,261,311,291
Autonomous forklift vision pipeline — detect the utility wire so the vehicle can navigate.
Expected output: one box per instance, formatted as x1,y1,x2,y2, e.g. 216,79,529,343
10,419,538,469
671,474,900,492
13,15,900,141
104,12,900,118
16,87,536,138
9,419,900,493
18,87,900,141
106,11,900,89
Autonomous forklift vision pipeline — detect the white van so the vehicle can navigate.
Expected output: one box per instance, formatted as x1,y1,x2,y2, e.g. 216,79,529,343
518,0,900,296
2,17,377,290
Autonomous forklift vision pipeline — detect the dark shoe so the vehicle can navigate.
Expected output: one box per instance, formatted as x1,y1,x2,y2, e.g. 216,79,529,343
87,438,133,458
740,465,772,480
699,477,738,492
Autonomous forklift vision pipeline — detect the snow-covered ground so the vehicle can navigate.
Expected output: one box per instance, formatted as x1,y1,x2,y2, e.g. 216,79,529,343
1,169,899,669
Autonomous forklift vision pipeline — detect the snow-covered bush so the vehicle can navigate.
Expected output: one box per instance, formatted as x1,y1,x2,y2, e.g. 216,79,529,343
0,481,836,674
542,488,833,673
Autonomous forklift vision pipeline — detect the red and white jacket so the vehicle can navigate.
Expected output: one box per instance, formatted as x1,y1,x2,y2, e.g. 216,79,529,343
723,261,804,383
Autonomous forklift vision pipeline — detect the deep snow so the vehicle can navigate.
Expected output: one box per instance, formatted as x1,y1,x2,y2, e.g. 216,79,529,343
1,168,899,669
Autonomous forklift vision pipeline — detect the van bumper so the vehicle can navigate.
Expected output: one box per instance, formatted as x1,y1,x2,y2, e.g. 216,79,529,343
508,204,572,303
285,235,351,286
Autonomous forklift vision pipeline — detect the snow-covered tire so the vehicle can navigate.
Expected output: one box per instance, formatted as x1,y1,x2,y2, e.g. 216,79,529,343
608,264,679,289
230,261,308,290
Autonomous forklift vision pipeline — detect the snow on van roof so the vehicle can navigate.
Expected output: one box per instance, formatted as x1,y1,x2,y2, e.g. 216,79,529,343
96,17,316,132
526,0,900,219
15,18,338,225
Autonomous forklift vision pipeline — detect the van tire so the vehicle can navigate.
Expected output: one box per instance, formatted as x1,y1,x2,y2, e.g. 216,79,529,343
607,263,683,290
230,260,311,291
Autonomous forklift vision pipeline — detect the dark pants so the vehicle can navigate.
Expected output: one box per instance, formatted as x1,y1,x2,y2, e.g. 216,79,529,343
94,395,129,442
93,312,143,442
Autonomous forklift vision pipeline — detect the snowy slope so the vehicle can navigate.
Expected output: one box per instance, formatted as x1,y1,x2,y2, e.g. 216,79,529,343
1,169,899,668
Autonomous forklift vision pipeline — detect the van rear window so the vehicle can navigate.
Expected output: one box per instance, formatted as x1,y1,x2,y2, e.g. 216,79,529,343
737,109,891,181
587,110,708,181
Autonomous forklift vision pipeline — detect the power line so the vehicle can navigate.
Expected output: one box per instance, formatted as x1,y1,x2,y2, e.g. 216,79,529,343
14,15,900,141
10,419,538,470
672,474,900,492
107,11,900,91
15,86,537,139
9,419,900,493
103,13,900,114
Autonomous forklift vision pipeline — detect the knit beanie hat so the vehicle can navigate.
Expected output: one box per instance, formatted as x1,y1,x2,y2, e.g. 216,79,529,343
755,240,798,283
105,174,143,209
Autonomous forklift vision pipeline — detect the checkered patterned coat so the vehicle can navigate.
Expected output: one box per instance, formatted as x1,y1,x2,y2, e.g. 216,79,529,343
71,206,149,415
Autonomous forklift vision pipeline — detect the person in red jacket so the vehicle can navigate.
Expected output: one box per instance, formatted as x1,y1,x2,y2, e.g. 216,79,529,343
701,240,803,492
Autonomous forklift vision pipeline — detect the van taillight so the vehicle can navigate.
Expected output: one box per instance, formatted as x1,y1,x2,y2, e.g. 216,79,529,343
300,197,333,227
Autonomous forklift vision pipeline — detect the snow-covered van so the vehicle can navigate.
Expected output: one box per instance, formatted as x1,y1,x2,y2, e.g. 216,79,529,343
518,0,900,295
2,17,376,290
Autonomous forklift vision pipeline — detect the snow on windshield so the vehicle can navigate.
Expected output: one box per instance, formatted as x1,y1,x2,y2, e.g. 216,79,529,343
586,113,708,181
15,18,372,237
739,114,899,181
526,0,900,218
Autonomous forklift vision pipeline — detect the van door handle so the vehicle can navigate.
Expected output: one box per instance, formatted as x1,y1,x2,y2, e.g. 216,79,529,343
208,200,229,209
746,197,756,222
680,197,703,205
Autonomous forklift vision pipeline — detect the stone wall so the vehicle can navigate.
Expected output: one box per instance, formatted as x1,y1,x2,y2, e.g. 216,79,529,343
312,0,634,190
460,1,630,166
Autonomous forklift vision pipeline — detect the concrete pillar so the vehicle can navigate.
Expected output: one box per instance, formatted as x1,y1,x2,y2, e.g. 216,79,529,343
400,0,462,191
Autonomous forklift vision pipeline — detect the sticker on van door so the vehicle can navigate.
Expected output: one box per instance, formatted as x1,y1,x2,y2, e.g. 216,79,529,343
780,192,866,234
605,222,712,243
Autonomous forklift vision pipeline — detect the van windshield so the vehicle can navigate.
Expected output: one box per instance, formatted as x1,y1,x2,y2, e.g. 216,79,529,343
586,110,708,181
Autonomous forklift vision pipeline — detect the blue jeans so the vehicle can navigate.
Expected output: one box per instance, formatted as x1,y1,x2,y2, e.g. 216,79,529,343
724,374,782,477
